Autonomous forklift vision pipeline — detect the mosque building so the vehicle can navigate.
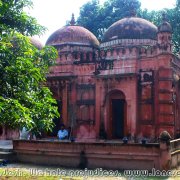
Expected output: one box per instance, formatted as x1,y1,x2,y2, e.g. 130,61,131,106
46,13,180,141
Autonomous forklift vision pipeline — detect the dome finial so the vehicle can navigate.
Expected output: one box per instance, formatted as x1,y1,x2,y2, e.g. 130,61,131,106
158,12,172,33
162,12,167,22
130,9,137,17
70,13,76,26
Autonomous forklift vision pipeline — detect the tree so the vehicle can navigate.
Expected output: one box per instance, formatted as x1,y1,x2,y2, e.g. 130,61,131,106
0,0,46,36
78,0,180,53
139,6,180,54
0,0,59,135
103,0,141,23
167,0,180,53
77,0,141,41
77,0,102,39
139,9,161,26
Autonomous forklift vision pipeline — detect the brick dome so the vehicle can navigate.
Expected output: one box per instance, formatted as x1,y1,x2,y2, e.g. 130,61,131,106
158,21,172,33
103,17,158,42
46,25,99,48
29,37,43,49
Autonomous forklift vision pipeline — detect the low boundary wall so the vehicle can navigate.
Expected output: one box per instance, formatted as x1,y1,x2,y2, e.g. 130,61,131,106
171,139,180,169
12,140,164,170
13,139,180,170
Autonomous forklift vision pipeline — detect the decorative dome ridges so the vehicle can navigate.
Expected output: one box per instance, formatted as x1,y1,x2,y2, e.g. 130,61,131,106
102,17,158,42
158,22,172,33
46,26,99,48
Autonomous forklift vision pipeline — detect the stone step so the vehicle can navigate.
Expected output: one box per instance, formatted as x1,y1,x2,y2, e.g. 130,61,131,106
0,140,13,150
0,140,13,145
0,148,13,152
0,141,14,163
0,151,14,162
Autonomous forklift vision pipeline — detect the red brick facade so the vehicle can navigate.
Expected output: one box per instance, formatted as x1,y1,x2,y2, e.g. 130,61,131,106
46,16,180,141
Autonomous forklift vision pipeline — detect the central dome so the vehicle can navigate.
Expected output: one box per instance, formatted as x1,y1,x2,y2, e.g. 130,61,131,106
46,25,99,48
103,17,158,42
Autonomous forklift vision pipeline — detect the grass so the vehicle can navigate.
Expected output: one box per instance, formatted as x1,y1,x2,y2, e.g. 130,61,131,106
0,168,83,180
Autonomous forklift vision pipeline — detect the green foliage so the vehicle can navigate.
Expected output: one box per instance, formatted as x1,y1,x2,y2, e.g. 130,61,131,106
77,0,102,39
0,0,46,36
139,5,180,54
77,0,141,40
168,0,180,53
78,0,180,53
0,0,59,134
103,0,141,22
139,9,162,26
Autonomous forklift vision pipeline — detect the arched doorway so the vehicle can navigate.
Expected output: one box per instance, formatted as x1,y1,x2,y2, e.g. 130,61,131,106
107,90,127,139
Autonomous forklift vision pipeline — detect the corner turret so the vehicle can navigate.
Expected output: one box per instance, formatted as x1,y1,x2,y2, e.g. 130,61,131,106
157,13,172,53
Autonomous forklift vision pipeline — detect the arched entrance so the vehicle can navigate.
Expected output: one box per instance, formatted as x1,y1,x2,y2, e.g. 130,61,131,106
106,90,127,139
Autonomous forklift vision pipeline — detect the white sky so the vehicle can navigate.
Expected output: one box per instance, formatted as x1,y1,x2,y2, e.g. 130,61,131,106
28,0,176,44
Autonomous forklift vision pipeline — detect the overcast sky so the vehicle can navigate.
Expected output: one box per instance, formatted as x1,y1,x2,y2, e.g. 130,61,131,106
28,0,176,44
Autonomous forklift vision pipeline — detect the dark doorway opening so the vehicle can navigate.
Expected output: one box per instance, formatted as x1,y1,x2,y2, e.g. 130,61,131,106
112,99,124,139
